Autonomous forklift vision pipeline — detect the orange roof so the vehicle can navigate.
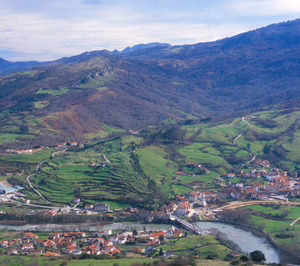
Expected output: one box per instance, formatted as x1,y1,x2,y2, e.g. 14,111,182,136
24,233,38,239
151,232,165,238
44,252,60,257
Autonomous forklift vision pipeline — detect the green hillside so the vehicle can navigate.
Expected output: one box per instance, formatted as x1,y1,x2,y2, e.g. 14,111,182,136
1,108,300,207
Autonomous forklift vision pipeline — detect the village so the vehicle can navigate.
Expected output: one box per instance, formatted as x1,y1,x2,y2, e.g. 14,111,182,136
0,142,300,261
0,227,187,258
1,156,300,220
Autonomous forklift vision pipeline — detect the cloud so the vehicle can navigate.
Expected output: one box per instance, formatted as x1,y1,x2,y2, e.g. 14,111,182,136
0,0,298,61
82,0,104,5
231,0,300,16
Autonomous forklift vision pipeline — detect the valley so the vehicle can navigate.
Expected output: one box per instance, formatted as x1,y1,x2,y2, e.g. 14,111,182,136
2,109,300,207
1,18,300,265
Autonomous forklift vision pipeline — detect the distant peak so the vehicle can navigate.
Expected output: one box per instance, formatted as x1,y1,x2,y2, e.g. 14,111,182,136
121,43,172,54
0,58,9,63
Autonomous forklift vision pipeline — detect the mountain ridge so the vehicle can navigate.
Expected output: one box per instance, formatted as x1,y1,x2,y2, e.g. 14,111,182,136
0,19,300,148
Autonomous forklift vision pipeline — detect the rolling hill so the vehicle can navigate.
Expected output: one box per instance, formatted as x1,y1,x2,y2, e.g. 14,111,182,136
1,108,300,207
0,19,300,150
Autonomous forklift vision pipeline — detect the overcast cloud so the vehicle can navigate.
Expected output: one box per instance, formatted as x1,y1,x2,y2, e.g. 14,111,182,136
0,0,299,61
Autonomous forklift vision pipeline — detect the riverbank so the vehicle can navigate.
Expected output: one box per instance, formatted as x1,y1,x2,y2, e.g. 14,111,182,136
195,221,280,264
210,219,300,264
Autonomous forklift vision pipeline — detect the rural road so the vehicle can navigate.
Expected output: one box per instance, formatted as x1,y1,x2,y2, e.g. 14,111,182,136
103,155,111,164
26,159,51,203
242,116,252,127
291,216,300,227
214,200,300,211
233,133,242,144
25,148,67,204
246,155,256,164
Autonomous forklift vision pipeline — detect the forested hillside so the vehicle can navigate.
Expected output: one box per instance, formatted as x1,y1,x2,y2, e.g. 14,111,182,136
0,20,300,149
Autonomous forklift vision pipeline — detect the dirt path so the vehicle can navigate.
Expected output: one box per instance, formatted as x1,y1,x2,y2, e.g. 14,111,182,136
25,148,67,204
233,133,242,144
26,159,50,203
291,216,300,227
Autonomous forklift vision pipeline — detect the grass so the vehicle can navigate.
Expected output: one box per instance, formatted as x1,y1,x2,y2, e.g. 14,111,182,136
68,258,158,266
31,141,149,204
0,149,54,164
34,101,50,109
102,125,125,134
171,184,193,195
162,235,232,260
85,129,109,140
37,87,69,96
179,144,232,173
78,73,116,90
244,205,300,249
137,146,177,185
122,136,143,150
0,256,159,266
0,134,22,145
179,171,219,185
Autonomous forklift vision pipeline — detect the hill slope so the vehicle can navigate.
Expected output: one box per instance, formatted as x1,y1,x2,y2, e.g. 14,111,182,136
0,20,300,148
2,108,300,207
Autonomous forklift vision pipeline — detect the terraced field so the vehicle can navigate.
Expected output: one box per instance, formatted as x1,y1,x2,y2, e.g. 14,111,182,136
2,109,300,207
30,140,150,204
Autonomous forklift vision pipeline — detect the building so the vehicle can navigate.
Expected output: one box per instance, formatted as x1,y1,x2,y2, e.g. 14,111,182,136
94,203,110,212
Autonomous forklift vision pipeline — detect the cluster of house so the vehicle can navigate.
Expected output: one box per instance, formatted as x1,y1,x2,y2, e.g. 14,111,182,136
0,231,121,257
84,203,111,213
56,142,79,150
1,227,185,258
222,166,300,200
5,147,44,155
174,162,209,179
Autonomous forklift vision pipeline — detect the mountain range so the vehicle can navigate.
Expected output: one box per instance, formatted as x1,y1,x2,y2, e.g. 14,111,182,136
0,19,300,148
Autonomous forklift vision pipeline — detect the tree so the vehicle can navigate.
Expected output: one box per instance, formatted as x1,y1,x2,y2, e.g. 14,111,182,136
159,235,164,242
263,143,272,154
250,250,266,262
159,248,164,256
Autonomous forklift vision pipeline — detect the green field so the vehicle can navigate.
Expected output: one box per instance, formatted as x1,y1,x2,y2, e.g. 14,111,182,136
244,205,300,250
0,149,54,164
137,146,176,184
37,87,69,96
162,235,232,259
3,109,300,208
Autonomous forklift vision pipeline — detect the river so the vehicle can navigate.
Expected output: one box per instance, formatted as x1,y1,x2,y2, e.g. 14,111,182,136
0,221,279,263
196,222,280,263
0,222,174,232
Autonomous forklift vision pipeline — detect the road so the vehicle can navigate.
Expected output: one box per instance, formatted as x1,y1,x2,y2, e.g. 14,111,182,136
291,216,300,227
233,134,242,144
8,198,59,210
103,155,111,164
26,159,50,203
242,116,253,127
246,155,256,164
51,147,67,158
25,147,67,204
214,200,300,212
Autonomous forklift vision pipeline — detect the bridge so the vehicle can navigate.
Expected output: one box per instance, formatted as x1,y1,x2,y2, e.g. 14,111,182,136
171,215,204,235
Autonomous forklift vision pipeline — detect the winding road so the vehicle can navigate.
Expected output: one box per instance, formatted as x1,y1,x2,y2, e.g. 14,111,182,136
232,116,256,164
26,159,51,203
25,147,67,204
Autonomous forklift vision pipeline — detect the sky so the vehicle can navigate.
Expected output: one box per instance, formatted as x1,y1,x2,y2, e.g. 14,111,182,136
0,0,299,61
